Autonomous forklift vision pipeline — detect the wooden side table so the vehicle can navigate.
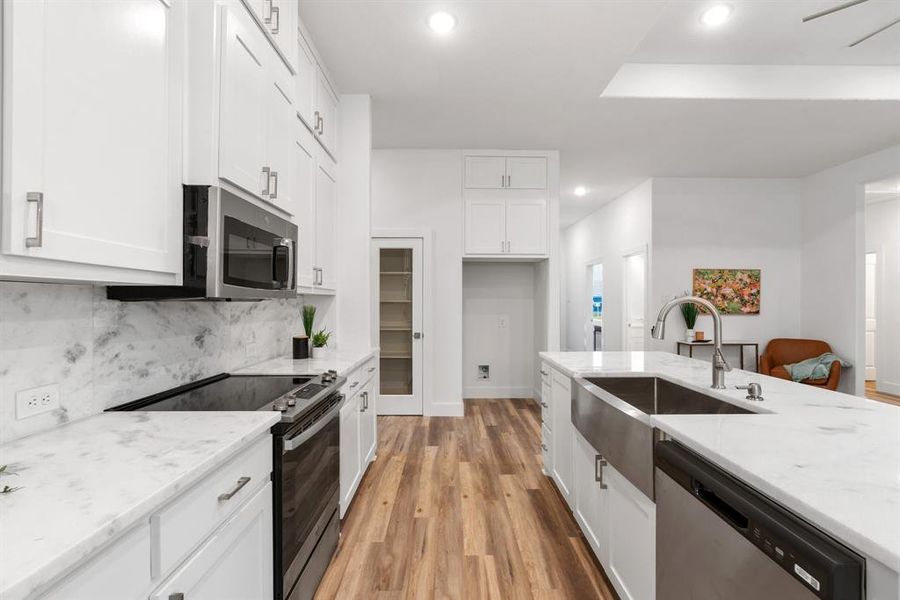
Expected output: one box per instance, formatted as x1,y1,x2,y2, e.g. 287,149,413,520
676,340,760,372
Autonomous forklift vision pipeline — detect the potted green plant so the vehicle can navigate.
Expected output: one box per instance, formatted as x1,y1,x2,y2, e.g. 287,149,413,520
679,294,700,342
293,304,317,359
310,329,331,359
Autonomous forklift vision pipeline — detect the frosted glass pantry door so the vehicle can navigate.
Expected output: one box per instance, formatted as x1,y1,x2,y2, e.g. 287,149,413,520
374,238,423,415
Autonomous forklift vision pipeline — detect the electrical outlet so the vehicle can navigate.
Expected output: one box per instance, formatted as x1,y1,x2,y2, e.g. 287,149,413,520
498,317,507,328
16,383,60,420
478,365,490,380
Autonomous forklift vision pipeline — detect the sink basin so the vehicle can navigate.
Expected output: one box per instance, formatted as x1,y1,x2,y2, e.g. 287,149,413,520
582,377,752,416
573,376,753,499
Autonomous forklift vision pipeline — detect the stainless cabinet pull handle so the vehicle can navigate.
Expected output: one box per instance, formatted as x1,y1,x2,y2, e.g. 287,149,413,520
541,443,548,451
367,367,376,373
319,115,324,136
261,167,271,196
263,0,273,22
314,111,320,133
349,381,359,389
218,476,251,502
595,455,608,489
25,192,43,248
169,594,185,600
540,401,548,408
270,5,280,34
500,174,505,187
540,370,548,376
269,170,279,199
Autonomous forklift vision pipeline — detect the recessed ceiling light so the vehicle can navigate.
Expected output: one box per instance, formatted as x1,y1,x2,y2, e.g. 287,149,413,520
574,186,587,197
700,4,732,27
428,11,457,34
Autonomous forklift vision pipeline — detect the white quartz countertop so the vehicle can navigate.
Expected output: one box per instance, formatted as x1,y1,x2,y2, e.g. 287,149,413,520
0,411,280,600
232,347,378,377
540,350,900,572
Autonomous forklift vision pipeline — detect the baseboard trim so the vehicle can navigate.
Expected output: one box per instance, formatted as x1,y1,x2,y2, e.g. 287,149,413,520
876,381,900,396
463,386,534,399
428,402,464,417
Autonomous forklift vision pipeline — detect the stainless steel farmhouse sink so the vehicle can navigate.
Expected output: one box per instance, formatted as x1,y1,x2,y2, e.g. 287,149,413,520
573,377,753,499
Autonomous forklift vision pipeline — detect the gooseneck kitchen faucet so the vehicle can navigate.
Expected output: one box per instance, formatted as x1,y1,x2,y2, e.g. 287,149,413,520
651,296,731,389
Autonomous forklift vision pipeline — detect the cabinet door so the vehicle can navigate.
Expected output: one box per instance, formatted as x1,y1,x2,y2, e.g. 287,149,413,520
294,125,317,288
315,70,339,156
464,156,507,189
219,3,269,198
340,393,361,517
506,157,547,189
541,422,553,475
464,198,506,254
267,0,297,72
150,483,274,600
314,156,338,290
295,30,318,129
265,75,295,214
3,0,182,279
606,465,656,600
359,379,377,466
574,432,609,566
506,198,548,255
551,370,573,507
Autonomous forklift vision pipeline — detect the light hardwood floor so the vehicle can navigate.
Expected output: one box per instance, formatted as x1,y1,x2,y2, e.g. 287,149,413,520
315,398,616,600
865,381,900,407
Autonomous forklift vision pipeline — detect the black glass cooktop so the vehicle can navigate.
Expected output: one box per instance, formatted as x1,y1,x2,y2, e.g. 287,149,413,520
110,375,312,412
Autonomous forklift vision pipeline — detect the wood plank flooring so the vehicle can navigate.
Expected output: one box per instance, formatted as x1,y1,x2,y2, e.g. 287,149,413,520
315,398,616,600
865,381,900,407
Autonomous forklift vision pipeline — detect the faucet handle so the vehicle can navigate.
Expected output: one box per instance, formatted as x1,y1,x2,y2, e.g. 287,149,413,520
736,382,764,401
714,348,732,372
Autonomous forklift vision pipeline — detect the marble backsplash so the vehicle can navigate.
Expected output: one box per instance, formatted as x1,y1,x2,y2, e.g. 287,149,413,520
0,281,304,443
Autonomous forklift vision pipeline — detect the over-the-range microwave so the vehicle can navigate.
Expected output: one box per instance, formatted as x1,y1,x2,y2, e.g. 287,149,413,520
108,186,297,301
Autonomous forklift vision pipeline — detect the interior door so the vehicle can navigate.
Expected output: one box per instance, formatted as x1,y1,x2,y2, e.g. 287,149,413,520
464,156,507,189
624,252,646,351
506,157,547,189
465,198,506,254
219,3,268,199
314,156,337,290
506,198,548,254
374,238,424,415
2,0,181,275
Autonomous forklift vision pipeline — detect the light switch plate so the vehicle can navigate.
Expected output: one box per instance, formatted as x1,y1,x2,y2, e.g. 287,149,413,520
16,383,60,420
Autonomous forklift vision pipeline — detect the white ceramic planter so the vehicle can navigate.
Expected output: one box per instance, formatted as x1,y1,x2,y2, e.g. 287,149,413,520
685,329,696,342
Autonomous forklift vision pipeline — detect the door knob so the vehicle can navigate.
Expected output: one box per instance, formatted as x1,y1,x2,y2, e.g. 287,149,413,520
413,332,422,339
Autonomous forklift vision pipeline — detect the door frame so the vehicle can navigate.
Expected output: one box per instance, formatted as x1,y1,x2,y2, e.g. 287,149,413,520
584,257,605,351
371,229,433,415
622,245,648,352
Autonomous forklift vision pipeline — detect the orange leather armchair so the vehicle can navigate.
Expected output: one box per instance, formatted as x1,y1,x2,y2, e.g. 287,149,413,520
759,338,841,391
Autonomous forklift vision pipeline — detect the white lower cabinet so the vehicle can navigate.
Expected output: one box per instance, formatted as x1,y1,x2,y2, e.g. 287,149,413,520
38,435,274,600
572,428,655,600
340,359,378,517
150,483,274,600
551,368,574,509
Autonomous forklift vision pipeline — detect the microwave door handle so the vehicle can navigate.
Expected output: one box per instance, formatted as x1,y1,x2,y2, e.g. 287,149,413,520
286,239,295,290
282,398,343,454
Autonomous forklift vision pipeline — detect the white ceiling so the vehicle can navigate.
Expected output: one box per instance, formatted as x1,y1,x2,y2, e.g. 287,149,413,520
299,0,900,226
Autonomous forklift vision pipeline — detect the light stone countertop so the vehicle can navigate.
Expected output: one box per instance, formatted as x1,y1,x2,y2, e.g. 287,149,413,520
539,350,900,573
0,411,280,600
232,347,379,377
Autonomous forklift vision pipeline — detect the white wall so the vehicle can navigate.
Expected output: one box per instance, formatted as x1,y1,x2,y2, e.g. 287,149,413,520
463,263,535,398
865,195,900,395
649,178,803,368
336,95,372,351
371,150,464,415
799,144,900,394
562,180,653,352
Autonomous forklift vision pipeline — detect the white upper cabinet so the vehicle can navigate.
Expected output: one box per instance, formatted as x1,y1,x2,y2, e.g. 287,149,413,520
295,30,318,130
294,124,317,288
464,156,547,190
1,0,184,284
464,199,507,255
507,157,548,189
219,4,269,198
464,156,507,189
314,70,340,157
264,75,296,214
506,198,548,255
241,0,298,73
314,155,338,290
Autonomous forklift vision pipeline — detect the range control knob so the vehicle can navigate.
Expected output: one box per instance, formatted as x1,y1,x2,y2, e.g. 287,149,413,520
287,398,296,407
273,399,288,412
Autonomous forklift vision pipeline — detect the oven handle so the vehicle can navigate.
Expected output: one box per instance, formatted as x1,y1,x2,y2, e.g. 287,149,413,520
282,395,343,454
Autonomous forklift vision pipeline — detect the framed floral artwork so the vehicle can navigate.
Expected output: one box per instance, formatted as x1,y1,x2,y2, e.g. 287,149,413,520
692,269,761,315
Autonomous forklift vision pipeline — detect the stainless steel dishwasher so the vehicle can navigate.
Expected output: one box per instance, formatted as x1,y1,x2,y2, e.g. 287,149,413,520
655,440,864,600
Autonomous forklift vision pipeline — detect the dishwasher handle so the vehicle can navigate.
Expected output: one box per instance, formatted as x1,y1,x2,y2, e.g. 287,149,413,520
693,479,749,530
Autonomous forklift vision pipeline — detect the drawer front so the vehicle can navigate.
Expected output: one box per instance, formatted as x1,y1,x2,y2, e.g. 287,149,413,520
344,357,377,399
153,434,273,578
541,423,552,471
540,362,551,386
541,381,552,429
41,523,151,600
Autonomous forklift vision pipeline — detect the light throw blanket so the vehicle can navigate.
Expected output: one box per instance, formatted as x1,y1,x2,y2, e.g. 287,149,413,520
784,352,851,382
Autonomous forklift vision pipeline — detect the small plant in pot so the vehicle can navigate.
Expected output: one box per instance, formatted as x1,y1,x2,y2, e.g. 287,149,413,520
293,305,317,359
679,294,700,342
311,329,331,359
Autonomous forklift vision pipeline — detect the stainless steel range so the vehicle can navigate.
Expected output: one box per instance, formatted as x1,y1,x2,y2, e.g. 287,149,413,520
110,370,345,600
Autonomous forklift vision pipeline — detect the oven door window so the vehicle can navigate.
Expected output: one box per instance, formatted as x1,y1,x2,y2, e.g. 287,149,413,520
281,411,339,582
223,216,289,289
